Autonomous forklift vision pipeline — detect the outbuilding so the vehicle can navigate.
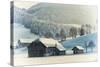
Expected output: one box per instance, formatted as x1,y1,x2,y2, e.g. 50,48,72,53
18,39,35,48
72,46,84,54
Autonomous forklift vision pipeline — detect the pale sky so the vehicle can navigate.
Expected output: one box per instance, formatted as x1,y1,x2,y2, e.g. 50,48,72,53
14,1,39,9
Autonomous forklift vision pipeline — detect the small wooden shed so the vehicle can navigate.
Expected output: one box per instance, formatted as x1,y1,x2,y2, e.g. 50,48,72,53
72,46,84,54
18,39,34,47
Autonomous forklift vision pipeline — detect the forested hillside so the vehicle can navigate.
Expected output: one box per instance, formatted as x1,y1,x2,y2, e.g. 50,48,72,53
13,3,96,40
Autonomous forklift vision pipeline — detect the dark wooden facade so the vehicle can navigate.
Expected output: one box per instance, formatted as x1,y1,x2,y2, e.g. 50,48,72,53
27,39,65,57
45,47,65,56
28,40,46,57
72,46,84,54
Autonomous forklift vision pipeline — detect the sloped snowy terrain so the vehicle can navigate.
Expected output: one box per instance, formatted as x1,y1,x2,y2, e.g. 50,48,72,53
62,33,97,51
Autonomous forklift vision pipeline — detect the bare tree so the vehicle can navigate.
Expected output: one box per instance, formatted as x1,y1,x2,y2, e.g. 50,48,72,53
88,40,95,52
84,41,88,53
60,29,66,41
80,27,85,36
80,24,92,36
85,24,92,34
44,32,53,38
55,33,60,40
69,27,77,38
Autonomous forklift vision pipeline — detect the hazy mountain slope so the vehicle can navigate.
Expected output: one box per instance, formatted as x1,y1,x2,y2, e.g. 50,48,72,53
27,3,97,25
13,3,97,39
14,6,34,28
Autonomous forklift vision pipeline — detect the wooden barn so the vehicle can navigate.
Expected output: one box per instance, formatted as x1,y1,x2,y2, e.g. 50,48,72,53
18,39,35,47
27,38,66,57
72,46,84,54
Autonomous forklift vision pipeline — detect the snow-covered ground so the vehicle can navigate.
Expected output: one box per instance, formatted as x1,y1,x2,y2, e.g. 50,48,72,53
14,53,97,66
13,23,97,66
14,23,39,43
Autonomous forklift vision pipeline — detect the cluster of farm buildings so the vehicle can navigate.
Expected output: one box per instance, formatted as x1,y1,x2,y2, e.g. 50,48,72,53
17,38,84,57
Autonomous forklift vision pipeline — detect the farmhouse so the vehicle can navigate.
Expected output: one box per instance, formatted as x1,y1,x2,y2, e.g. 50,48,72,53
72,46,84,54
27,38,66,57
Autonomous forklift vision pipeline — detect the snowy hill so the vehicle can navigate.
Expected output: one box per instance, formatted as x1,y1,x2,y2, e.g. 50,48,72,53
62,33,97,48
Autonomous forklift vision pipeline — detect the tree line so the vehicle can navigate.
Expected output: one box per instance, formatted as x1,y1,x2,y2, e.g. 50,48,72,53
30,19,93,41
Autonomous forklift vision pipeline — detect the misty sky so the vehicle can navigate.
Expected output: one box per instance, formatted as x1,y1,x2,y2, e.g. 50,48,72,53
14,1,39,9
14,1,97,25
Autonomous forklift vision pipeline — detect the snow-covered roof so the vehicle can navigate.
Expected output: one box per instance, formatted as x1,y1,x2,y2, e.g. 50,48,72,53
56,43,66,51
39,38,66,51
75,46,84,50
19,38,66,51
19,39,35,43
39,38,58,47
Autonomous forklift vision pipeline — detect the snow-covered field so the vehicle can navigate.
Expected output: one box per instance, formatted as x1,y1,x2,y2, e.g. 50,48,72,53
13,23,97,66
14,53,97,66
